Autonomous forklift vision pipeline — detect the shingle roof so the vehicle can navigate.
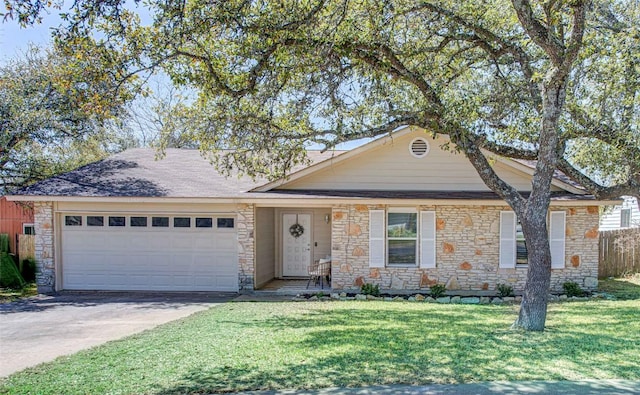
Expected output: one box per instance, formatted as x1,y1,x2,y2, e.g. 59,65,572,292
514,159,585,190
14,147,592,200
16,148,345,198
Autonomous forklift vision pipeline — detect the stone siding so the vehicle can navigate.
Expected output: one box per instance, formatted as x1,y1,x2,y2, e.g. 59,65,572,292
34,202,55,293
330,204,600,293
237,203,255,290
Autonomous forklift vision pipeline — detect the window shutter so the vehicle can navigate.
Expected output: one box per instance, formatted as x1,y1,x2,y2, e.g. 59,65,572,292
550,211,566,269
420,211,436,268
499,211,516,268
369,210,385,268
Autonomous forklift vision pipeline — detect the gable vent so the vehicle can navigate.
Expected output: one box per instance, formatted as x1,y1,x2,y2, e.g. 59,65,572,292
409,137,430,158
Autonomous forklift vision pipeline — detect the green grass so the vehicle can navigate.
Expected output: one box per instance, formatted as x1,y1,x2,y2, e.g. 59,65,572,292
598,273,640,300
2,295,639,394
0,283,37,304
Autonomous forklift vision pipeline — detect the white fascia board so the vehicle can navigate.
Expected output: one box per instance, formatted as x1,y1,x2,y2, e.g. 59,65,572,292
6,194,621,207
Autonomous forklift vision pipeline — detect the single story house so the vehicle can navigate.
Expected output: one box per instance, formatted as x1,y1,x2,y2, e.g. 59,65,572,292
8,127,618,294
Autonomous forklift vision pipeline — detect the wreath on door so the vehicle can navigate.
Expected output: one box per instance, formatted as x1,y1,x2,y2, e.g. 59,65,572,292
289,215,305,238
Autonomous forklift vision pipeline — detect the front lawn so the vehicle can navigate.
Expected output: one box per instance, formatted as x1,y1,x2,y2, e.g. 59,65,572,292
598,273,640,299
1,294,639,394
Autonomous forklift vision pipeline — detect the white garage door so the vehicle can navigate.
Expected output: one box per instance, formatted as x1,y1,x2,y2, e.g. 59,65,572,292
61,214,238,291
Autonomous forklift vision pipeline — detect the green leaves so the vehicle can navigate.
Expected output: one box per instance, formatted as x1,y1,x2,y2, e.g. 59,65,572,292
0,44,138,192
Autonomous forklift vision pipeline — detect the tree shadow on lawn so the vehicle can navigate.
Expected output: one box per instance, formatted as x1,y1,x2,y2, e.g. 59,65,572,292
599,278,640,300
155,304,639,394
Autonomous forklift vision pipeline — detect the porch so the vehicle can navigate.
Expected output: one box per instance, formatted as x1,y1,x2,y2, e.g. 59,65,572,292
252,206,333,291
252,279,331,295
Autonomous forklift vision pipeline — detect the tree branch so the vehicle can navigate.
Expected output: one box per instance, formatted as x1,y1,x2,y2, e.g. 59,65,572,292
510,0,563,64
558,158,640,200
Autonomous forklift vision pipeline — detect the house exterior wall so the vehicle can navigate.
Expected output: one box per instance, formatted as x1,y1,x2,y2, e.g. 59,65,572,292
330,204,600,293
34,201,55,293
237,203,255,290
0,197,34,256
255,207,275,288
282,132,562,192
600,196,639,230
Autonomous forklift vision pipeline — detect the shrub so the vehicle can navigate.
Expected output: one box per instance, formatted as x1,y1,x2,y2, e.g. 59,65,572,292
21,258,37,282
0,234,9,254
361,283,380,296
563,281,584,297
429,283,447,298
497,283,515,297
1,253,25,289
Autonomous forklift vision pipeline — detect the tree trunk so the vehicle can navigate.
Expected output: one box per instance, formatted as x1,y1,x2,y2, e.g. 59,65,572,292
512,213,552,331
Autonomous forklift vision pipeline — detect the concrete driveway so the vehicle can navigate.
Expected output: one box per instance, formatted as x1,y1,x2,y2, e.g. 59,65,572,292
0,292,234,377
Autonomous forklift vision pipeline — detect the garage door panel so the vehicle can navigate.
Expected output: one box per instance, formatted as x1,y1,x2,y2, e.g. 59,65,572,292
62,215,238,291
214,234,236,250
171,234,196,250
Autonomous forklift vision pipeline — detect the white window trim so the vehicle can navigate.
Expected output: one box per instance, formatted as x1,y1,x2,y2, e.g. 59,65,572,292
621,208,631,228
500,210,566,269
370,207,436,268
387,208,419,266
22,223,35,234
420,211,436,268
499,211,517,269
369,210,386,268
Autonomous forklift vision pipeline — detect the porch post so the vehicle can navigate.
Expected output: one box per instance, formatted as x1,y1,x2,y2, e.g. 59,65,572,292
34,201,55,294
237,203,255,291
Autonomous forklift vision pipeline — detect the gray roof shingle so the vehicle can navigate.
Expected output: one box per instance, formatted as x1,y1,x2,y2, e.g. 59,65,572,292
14,148,592,200
16,148,344,198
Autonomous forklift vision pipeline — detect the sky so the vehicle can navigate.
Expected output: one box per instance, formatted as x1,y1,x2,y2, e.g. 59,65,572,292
1,10,63,60
0,6,369,151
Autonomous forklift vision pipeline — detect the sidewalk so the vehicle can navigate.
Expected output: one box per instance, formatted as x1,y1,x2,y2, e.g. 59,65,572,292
240,380,640,394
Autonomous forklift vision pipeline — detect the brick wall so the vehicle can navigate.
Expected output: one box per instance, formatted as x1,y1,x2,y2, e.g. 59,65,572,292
330,204,600,293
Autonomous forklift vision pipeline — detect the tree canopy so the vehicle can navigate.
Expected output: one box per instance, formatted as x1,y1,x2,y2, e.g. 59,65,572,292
0,44,139,193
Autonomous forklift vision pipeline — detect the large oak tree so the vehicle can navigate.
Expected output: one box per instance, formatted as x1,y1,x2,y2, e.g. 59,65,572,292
4,0,639,330
0,44,139,192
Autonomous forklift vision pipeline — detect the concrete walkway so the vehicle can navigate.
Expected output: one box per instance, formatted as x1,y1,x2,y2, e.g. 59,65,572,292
241,380,640,394
0,292,234,377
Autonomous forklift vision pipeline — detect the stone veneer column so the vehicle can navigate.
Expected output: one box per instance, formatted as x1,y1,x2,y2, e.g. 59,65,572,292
237,204,255,291
34,202,55,293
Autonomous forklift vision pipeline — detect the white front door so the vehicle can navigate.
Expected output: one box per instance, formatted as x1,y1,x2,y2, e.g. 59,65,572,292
282,213,312,277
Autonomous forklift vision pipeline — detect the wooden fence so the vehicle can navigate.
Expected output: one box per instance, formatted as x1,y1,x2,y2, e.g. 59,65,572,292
599,228,640,278
18,234,35,261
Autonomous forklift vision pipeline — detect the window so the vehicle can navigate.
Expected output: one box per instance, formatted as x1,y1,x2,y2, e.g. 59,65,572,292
387,210,418,265
500,211,565,269
621,209,631,228
515,221,528,265
130,217,148,227
109,216,126,227
23,223,35,235
65,216,82,226
196,218,213,228
87,216,104,226
174,217,191,228
217,218,235,228
152,217,169,227
369,209,435,268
